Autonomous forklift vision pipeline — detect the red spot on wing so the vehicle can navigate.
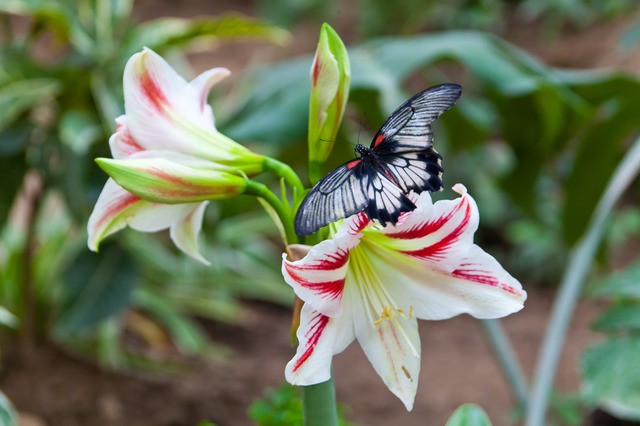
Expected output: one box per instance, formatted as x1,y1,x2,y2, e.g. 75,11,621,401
346,159,362,170
293,312,330,372
373,133,385,148
140,68,168,113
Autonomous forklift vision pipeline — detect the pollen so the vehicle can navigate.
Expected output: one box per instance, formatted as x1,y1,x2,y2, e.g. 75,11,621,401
374,305,413,325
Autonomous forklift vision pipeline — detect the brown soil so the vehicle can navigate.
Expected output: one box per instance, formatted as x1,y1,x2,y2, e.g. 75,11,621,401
2,289,603,426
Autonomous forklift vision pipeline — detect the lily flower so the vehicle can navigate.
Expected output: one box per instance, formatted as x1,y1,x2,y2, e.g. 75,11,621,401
282,184,526,410
88,48,263,264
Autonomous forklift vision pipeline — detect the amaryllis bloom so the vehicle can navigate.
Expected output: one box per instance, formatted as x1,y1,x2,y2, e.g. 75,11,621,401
88,48,263,264
282,184,526,410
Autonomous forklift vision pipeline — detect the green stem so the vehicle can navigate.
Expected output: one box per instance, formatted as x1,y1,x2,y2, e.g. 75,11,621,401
525,136,640,426
481,319,528,410
309,160,324,186
245,180,298,245
264,157,306,200
303,378,339,426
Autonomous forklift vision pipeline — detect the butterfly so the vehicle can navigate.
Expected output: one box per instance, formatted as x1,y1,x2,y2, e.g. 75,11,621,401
294,83,462,236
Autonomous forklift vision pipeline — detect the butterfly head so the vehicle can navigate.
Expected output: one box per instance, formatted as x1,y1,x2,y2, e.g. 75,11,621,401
354,143,372,158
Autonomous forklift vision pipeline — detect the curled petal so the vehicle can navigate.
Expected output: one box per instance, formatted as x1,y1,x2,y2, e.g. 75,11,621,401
285,303,354,386
188,67,231,125
169,201,210,265
110,116,144,159
123,48,239,159
282,232,361,317
87,179,146,251
378,184,478,272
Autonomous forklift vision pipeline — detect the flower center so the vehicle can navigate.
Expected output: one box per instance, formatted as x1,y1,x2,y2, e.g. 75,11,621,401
348,241,419,356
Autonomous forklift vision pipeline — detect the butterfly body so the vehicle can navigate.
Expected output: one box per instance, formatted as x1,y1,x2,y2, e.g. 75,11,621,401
294,83,462,236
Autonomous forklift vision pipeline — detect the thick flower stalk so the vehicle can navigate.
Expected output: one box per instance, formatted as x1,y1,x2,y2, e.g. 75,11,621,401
88,48,264,264
282,184,526,410
307,23,350,184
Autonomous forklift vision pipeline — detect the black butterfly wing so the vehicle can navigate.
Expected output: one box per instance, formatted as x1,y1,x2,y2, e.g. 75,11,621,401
380,148,444,193
294,160,416,236
294,159,369,236
371,83,462,155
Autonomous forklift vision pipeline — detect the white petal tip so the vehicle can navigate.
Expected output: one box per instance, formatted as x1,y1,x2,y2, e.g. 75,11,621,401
452,183,467,195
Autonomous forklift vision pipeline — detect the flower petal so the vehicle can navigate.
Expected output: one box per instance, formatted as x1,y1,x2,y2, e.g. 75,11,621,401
170,201,210,265
347,280,421,411
87,178,146,251
109,116,144,159
377,184,478,272
365,240,525,320
123,48,223,157
285,303,355,386
188,67,231,126
282,231,361,317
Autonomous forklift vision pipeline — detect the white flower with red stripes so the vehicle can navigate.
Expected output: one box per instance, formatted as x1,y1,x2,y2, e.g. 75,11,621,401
282,184,526,410
88,48,263,264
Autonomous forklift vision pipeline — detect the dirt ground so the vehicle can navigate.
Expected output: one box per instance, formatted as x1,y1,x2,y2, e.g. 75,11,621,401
3,1,640,425
1,289,604,426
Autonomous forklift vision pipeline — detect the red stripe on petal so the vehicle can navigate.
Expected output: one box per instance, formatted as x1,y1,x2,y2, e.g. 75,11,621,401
400,200,471,260
286,248,350,271
347,213,369,235
292,312,330,372
388,196,467,240
97,192,140,228
118,129,144,156
311,57,321,87
284,265,345,299
140,68,169,113
451,268,522,296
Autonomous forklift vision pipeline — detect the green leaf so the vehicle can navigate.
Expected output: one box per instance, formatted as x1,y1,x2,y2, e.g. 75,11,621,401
55,244,137,337
593,305,640,332
595,259,640,298
0,391,17,426
445,403,493,426
582,337,640,420
0,78,60,130
122,14,289,59
562,102,637,244
0,153,27,228
59,110,102,155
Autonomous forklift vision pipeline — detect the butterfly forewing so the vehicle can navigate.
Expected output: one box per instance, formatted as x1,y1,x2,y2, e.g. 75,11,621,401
372,84,462,155
294,161,369,236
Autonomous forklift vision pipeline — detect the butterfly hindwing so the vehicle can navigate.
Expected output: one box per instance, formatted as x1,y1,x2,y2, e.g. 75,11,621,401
364,166,416,227
372,83,462,155
381,147,443,193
